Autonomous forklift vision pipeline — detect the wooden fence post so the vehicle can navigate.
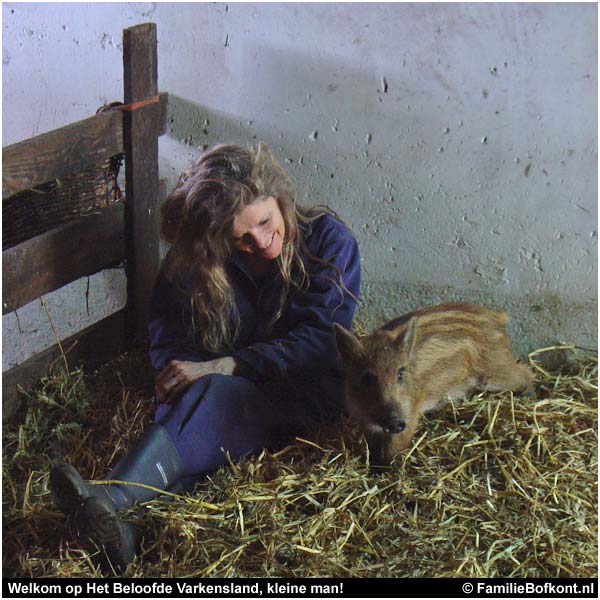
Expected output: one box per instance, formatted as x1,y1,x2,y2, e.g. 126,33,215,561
123,22,161,343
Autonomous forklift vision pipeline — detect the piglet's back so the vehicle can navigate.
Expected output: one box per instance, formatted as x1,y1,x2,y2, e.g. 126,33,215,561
382,303,507,333
383,303,529,397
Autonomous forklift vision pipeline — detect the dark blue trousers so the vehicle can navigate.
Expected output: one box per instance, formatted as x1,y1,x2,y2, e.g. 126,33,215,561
154,374,344,484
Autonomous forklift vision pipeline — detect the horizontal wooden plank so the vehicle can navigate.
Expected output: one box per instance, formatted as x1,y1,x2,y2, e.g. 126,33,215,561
2,110,124,199
2,309,127,420
2,203,125,314
2,93,168,200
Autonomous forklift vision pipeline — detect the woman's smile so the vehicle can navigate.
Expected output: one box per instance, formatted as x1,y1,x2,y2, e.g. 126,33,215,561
261,232,275,251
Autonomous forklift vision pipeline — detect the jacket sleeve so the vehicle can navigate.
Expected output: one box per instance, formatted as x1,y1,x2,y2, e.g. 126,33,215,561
148,270,215,371
232,220,361,382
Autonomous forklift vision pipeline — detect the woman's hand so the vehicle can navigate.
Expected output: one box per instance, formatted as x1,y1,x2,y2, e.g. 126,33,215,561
155,357,237,404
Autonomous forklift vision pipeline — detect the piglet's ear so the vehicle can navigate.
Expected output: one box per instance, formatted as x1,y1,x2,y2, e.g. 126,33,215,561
333,323,364,364
394,317,417,359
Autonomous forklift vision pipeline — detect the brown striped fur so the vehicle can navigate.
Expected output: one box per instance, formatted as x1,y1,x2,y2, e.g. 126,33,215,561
334,303,534,462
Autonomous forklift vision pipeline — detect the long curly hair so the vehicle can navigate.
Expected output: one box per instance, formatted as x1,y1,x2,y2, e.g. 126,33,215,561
161,142,341,354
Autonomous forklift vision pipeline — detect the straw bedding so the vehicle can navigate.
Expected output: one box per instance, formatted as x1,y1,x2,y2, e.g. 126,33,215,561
2,345,597,578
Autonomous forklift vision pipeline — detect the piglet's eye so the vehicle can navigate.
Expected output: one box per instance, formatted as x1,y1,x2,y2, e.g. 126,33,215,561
397,368,405,383
361,371,378,387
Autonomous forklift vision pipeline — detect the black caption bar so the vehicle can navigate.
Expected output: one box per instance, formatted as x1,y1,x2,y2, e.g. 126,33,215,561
2,577,598,599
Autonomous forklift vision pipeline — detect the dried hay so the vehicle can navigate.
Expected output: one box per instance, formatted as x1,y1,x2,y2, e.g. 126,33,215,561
2,345,597,578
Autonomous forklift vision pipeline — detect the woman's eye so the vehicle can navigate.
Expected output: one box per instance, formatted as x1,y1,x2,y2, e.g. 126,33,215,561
397,368,405,383
260,217,270,226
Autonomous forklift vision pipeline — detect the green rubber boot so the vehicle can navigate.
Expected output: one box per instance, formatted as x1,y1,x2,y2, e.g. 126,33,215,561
72,496,141,574
50,423,183,515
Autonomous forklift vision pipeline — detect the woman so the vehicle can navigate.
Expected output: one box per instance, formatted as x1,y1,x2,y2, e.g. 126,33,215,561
50,143,361,572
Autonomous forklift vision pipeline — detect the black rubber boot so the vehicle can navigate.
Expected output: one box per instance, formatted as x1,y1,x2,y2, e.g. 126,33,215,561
50,423,184,515
72,496,141,574
50,463,118,515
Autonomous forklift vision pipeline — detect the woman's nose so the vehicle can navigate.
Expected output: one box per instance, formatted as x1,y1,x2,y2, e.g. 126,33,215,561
255,233,270,250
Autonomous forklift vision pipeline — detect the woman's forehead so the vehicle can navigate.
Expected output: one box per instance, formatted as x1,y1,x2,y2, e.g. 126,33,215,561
232,196,277,233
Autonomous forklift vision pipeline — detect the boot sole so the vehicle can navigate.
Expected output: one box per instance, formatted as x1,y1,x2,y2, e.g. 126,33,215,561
73,497,123,547
49,463,89,515
72,497,139,572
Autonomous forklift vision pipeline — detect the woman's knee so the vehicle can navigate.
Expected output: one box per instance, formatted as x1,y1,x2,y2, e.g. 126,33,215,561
154,373,294,474
155,373,269,433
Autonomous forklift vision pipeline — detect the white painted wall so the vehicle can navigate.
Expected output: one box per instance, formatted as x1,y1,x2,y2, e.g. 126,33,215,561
2,2,597,369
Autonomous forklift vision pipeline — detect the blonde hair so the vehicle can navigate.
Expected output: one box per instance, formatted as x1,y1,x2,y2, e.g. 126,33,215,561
161,143,340,354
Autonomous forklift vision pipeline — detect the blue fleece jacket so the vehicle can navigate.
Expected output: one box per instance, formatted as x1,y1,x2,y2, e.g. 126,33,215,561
148,214,361,383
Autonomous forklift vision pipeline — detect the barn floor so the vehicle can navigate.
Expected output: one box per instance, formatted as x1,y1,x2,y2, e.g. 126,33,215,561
2,345,597,578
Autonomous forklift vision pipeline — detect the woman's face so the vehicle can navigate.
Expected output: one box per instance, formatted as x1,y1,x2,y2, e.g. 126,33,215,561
231,196,285,261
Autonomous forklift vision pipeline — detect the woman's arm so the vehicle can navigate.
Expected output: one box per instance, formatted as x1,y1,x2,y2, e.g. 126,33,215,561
154,356,237,403
147,270,216,371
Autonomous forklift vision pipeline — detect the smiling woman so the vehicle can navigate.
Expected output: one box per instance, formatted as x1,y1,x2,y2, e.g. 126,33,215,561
49,142,361,572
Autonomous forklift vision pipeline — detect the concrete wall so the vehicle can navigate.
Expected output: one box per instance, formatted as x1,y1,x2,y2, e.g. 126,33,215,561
3,2,597,370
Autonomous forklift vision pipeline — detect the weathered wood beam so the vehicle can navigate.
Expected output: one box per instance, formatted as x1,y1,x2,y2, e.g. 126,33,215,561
123,22,161,342
2,203,125,314
2,110,123,199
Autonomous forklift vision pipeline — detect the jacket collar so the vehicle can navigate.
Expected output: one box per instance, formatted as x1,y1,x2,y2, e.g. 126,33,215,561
231,251,277,289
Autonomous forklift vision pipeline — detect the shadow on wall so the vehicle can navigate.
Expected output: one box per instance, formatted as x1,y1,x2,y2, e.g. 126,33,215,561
161,32,449,206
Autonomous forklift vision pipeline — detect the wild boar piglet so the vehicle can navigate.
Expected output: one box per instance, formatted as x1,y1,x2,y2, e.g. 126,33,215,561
334,303,534,463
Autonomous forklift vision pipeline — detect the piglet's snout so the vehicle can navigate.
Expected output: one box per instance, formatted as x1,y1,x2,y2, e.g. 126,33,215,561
381,387,407,434
385,417,406,434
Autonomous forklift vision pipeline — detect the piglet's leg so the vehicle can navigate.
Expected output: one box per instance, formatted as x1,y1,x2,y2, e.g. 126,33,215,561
484,362,535,395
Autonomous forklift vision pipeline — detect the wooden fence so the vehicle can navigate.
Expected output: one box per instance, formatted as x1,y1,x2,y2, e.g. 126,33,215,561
2,23,166,418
